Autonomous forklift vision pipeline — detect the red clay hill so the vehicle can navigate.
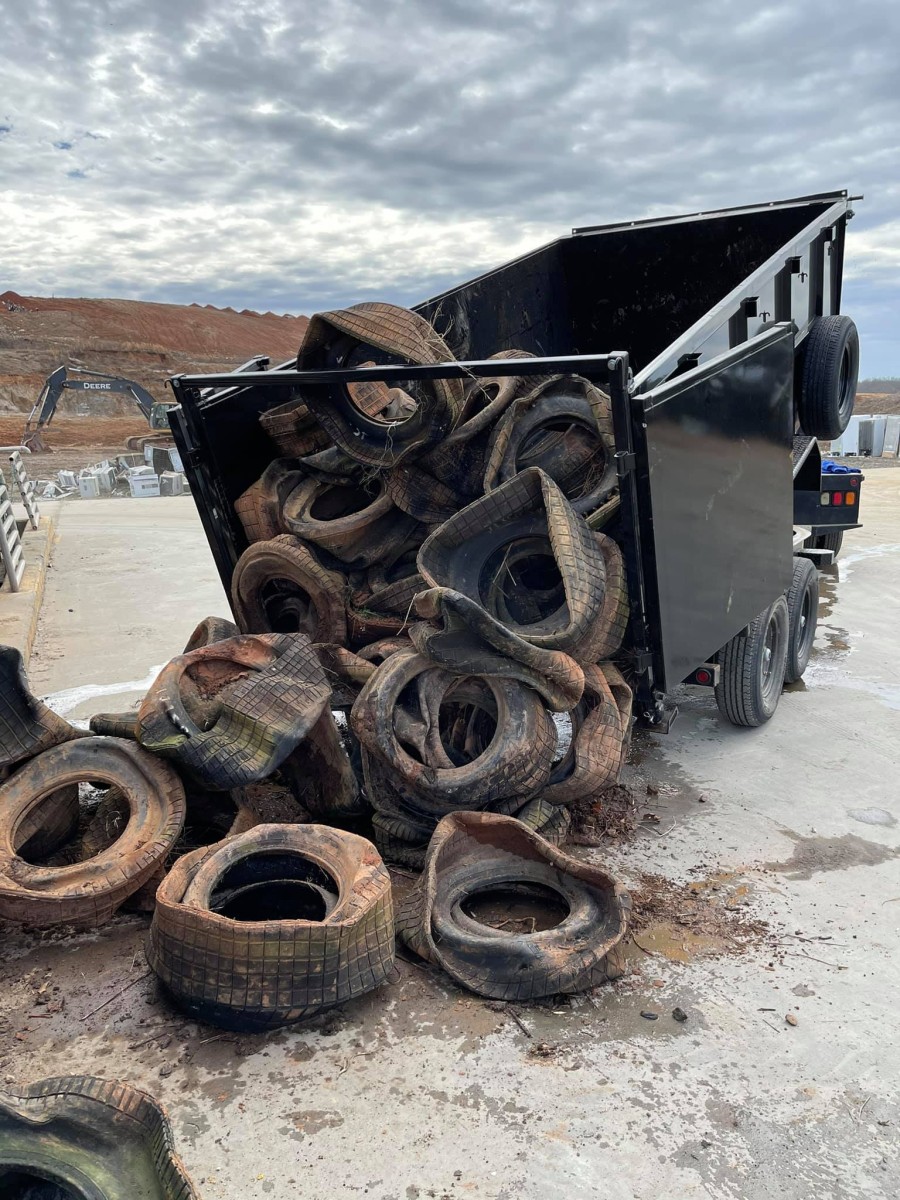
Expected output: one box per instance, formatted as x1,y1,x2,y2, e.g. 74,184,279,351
0,291,309,421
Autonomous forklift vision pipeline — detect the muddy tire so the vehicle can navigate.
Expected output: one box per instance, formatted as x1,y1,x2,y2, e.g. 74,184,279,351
297,303,464,467
797,315,859,440
417,467,607,658
0,737,185,927
148,824,395,1030
0,1076,198,1199
396,811,629,999
231,535,348,643
259,398,331,458
136,633,331,790
0,646,79,771
282,475,418,568
784,557,819,684
715,596,790,727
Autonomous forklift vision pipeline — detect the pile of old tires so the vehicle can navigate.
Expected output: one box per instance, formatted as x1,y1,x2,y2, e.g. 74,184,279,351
0,302,634,1028
232,302,632,866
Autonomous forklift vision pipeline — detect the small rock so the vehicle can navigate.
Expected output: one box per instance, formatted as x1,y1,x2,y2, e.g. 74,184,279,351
700,1138,713,1149
672,1007,688,1023
785,1013,798,1027
698,796,707,804
646,783,659,796
640,1011,659,1021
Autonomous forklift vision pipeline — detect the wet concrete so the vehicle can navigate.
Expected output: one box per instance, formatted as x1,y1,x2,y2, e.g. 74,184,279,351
2,479,900,1198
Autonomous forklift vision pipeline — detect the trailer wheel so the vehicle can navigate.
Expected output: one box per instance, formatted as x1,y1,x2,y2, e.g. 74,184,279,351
784,558,819,684
797,316,859,439
812,528,843,558
715,596,789,727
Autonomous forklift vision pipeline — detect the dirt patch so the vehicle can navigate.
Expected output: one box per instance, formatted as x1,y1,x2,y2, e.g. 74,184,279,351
627,870,772,964
568,782,642,845
764,832,900,880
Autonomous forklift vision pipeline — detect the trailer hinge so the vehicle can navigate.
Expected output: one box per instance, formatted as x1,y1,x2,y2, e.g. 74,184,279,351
632,649,653,674
182,448,202,469
615,450,636,478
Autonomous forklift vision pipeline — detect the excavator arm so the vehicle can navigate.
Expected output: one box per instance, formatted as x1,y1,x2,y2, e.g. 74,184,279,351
22,366,171,450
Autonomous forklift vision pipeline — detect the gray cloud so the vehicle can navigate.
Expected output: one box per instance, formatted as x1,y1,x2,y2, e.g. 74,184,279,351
1,0,897,372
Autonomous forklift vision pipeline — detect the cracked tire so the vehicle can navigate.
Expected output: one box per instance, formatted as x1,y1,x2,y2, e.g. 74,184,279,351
0,1076,198,1199
417,468,607,658
395,811,629,1000
147,824,395,1030
0,737,185,927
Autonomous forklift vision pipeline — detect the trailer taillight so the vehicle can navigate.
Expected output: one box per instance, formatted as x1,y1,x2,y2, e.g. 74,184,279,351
821,492,830,505
832,492,843,505
845,492,856,505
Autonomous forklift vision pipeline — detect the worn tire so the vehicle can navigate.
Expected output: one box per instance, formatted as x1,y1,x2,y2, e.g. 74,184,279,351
147,824,395,1030
297,303,464,467
484,376,616,515
231,535,348,643
0,1076,198,1199
282,475,418,567
784,557,819,684
0,646,79,771
395,811,629,1000
0,737,185,927
351,648,556,812
136,633,331,790
417,467,607,655
797,316,859,439
715,596,790,727
259,397,331,458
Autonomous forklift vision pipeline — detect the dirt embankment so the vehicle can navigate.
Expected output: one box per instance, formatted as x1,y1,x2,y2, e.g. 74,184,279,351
0,290,309,416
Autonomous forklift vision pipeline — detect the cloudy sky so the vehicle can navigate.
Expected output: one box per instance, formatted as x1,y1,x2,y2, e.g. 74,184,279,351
2,0,897,374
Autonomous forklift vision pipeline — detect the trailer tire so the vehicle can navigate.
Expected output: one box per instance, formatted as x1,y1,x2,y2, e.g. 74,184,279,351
715,595,789,727
797,316,859,440
784,557,819,684
812,528,843,558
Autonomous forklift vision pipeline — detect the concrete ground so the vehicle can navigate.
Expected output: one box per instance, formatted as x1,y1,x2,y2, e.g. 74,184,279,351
1,482,899,1200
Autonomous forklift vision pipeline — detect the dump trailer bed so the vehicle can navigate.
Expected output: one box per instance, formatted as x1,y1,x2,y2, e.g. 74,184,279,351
169,190,862,728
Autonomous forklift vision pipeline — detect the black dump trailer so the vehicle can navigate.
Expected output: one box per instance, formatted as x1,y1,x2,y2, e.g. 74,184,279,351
168,190,862,731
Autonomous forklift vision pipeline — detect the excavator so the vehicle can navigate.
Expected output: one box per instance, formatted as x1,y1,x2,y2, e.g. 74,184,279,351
22,366,178,453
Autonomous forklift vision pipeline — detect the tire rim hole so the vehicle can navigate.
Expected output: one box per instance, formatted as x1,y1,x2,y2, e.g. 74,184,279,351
308,482,379,522
437,684,499,767
480,540,566,629
460,883,571,933
517,420,605,498
0,1167,83,1200
13,781,129,866
259,579,316,636
209,851,339,923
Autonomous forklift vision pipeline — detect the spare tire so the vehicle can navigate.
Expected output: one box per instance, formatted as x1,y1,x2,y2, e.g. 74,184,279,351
0,737,185,927
147,824,395,1030
797,315,859,439
297,303,464,467
0,647,79,771
396,811,629,999
0,1076,198,1199
136,633,331,790
231,535,348,643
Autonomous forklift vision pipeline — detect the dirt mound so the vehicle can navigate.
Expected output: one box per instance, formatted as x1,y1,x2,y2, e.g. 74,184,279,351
0,291,309,416
856,393,900,416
